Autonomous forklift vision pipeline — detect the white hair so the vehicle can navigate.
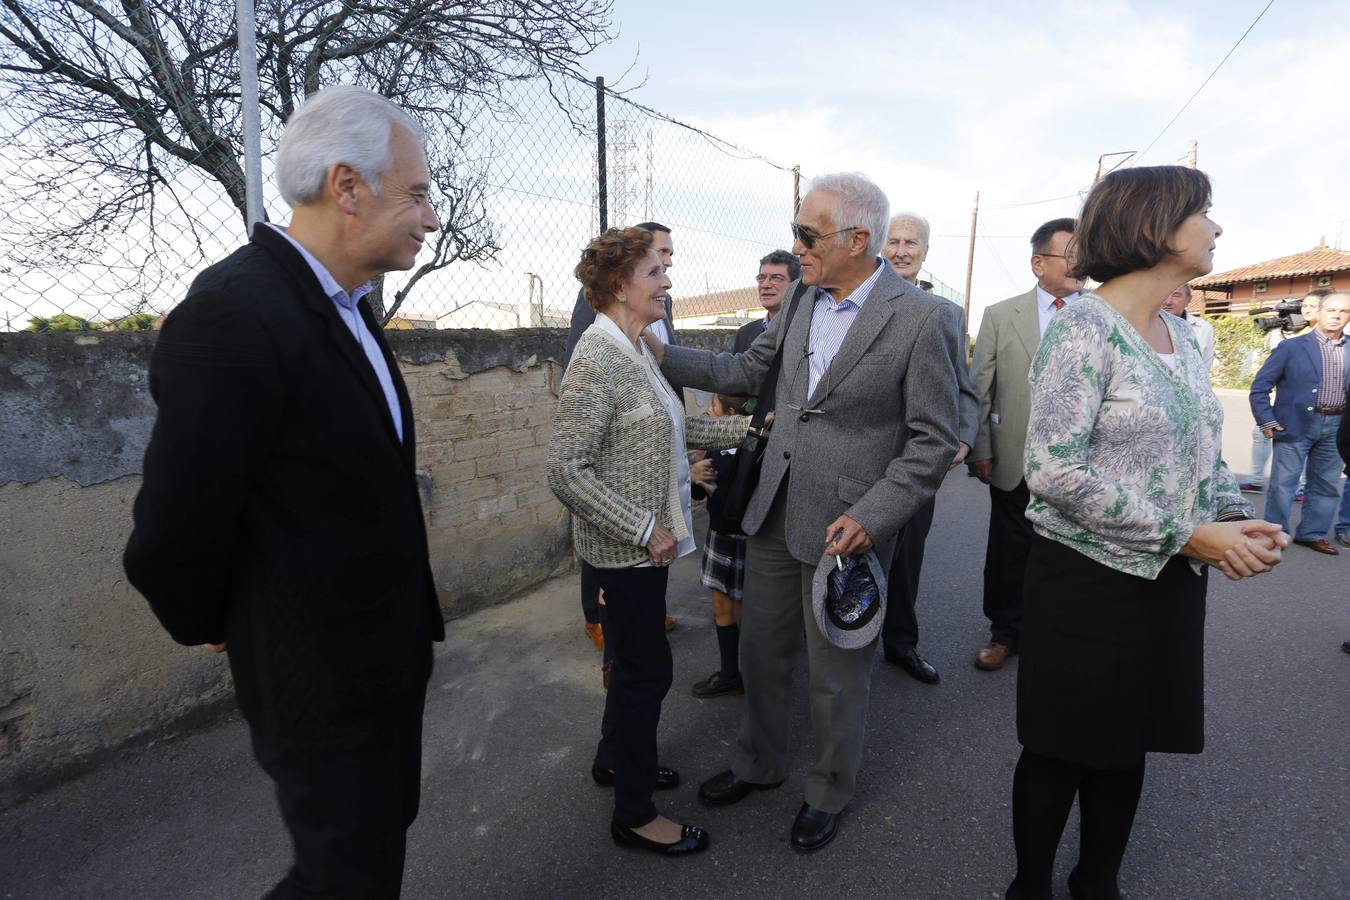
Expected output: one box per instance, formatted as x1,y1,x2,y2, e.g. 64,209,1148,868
807,172,890,256
275,85,426,207
890,212,931,248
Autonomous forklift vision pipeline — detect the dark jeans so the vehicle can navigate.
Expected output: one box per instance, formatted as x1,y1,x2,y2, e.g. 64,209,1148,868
593,565,673,828
255,673,430,900
984,480,1034,647
881,494,937,653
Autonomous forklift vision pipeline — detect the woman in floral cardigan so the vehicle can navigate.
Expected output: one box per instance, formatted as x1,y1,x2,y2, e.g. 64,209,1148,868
1006,167,1289,900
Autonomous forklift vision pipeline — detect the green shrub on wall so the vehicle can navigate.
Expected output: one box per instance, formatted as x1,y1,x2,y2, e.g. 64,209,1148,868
1209,315,1268,390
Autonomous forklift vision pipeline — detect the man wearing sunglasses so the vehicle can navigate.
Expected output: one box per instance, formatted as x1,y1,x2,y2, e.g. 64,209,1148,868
645,172,962,851
967,217,1081,672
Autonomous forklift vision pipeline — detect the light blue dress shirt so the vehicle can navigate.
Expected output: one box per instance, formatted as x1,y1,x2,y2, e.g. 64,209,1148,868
266,224,404,442
806,257,887,396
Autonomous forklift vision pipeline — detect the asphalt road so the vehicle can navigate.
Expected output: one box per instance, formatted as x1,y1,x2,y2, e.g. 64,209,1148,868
1,472,1346,899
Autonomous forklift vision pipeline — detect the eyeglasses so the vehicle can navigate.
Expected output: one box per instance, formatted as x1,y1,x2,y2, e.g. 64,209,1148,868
791,222,860,249
755,273,788,284
1035,253,1078,263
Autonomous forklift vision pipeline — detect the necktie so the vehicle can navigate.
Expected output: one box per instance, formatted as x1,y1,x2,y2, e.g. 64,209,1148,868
1052,297,1065,311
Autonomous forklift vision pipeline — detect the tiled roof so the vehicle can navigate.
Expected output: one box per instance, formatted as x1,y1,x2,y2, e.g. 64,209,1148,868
671,286,760,319
1192,246,1350,288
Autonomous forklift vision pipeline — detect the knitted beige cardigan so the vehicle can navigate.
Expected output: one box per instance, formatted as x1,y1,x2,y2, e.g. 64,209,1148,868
548,324,749,568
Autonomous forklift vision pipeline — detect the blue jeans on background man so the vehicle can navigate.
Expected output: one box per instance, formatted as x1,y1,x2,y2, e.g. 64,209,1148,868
1265,414,1345,542
1337,479,1350,544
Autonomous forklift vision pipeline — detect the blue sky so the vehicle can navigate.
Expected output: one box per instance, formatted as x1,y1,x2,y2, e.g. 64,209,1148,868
576,0,1350,325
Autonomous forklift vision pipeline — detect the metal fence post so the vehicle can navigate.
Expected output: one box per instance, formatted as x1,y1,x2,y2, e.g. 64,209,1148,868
595,76,607,232
235,0,264,235
792,165,801,215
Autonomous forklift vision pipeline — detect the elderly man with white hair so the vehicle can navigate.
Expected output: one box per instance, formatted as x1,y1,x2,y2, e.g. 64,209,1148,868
879,212,979,685
645,173,963,850
125,86,444,897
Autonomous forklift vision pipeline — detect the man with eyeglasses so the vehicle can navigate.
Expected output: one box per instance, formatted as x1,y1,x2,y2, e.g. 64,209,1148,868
645,173,962,851
879,212,979,685
691,250,802,699
968,217,1081,673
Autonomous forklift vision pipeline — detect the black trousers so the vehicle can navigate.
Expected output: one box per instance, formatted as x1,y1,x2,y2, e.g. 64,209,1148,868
593,565,673,828
255,671,430,900
580,559,601,624
881,494,937,653
983,480,1034,648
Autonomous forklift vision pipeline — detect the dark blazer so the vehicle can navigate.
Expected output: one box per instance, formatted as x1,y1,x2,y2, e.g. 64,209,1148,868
124,225,444,744
1250,331,1350,443
734,317,769,353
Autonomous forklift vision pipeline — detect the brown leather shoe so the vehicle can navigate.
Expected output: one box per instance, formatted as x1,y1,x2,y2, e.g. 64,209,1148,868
584,622,605,651
664,615,677,631
974,641,1016,671
1294,538,1340,555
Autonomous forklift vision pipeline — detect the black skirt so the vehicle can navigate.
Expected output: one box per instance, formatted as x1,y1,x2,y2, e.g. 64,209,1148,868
1017,534,1207,769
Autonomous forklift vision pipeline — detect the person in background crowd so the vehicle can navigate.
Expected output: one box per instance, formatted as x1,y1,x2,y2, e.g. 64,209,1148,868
1161,283,1214,370
646,172,962,852
1241,291,1323,492
1010,165,1286,900
564,222,680,651
691,249,800,699
547,227,748,857
967,218,1082,673
1249,291,1350,555
124,86,445,898
879,211,979,685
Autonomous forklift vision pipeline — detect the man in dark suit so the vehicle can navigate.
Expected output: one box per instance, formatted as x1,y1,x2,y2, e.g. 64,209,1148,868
1250,291,1349,555
123,86,445,898
878,212,978,685
564,222,680,647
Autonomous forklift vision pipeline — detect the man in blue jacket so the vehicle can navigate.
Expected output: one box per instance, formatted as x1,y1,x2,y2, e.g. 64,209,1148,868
1249,291,1349,554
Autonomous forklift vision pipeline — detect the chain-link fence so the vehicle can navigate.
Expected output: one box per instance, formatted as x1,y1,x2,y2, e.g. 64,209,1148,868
0,59,799,333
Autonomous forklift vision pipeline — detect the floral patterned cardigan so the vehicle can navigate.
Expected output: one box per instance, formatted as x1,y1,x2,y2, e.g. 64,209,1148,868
1024,293,1252,580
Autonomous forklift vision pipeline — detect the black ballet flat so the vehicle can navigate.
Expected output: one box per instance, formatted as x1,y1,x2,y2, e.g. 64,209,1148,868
610,822,710,856
591,763,680,790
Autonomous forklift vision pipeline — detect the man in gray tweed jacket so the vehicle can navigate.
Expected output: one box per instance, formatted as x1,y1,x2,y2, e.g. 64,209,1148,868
647,173,961,851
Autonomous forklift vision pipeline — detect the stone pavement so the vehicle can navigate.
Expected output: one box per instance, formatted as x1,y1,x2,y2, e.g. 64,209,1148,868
1,473,1346,899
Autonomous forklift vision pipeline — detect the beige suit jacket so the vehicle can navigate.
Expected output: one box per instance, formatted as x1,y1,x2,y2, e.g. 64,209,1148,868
971,288,1042,492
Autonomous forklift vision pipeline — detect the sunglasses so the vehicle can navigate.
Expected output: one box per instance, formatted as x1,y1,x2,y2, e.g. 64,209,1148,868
790,222,860,250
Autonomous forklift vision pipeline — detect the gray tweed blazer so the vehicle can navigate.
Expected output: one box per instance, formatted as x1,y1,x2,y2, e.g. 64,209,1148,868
548,323,748,568
661,264,961,565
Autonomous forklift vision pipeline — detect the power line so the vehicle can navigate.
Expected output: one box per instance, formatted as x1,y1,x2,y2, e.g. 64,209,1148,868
1136,0,1277,163
988,192,1083,210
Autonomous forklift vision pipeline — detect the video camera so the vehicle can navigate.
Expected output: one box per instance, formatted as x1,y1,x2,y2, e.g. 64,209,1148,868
1250,299,1308,334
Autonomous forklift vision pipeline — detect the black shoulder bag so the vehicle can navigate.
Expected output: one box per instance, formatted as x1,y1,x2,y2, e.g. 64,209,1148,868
710,280,811,536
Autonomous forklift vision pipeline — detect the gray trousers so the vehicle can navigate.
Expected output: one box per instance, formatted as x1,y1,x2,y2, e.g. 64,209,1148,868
732,486,878,814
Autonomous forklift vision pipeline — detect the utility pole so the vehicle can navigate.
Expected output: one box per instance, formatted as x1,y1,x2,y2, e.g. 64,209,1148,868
792,166,801,215
235,0,264,234
1187,139,1198,169
963,190,979,340
595,77,607,231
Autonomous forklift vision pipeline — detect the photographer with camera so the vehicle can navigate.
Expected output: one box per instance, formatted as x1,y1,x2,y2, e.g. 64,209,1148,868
1240,291,1325,492
1249,291,1350,554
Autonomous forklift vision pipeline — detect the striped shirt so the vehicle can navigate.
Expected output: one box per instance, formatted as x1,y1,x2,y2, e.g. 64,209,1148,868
1314,330,1347,410
807,257,887,396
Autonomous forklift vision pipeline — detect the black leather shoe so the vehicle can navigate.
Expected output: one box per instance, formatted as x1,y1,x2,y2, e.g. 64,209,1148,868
611,821,709,856
591,763,679,790
691,671,744,698
884,646,940,684
697,769,782,806
790,802,839,851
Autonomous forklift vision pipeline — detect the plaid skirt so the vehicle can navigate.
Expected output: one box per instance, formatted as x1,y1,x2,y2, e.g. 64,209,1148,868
700,528,747,601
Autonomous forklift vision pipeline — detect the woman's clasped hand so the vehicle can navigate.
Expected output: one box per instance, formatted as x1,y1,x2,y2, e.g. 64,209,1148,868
1181,520,1289,581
